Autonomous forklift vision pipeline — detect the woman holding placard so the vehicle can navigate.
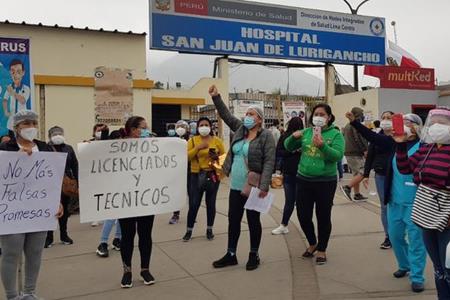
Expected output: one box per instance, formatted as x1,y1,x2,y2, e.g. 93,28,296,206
284,104,344,265
0,110,64,300
209,85,276,271
182,117,225,242
118,116,156,289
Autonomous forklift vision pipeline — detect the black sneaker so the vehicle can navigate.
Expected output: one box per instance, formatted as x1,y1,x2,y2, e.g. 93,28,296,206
380,238,392,250
44,237,54,249
96,243,109,258
411,282,425,293
353,193,368,202
213,253,238,268
246,252,260,271
393,269,409,278
140,270,155,285
121,272,133,288
112,238,121,251
206,229,215,241
182,231,192,242
61,235,74,245
340,185,352,201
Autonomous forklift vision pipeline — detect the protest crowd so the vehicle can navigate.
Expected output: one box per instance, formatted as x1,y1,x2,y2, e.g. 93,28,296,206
1,84,450,300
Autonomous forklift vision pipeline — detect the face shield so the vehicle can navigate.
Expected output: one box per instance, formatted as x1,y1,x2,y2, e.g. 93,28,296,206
421,108,450,144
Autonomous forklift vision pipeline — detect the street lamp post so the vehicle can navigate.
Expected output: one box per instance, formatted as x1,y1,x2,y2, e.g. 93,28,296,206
341,0,371,91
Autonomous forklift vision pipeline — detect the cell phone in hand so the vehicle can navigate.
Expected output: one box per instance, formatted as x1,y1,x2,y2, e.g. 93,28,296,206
313,126,321,137
392,114,404,136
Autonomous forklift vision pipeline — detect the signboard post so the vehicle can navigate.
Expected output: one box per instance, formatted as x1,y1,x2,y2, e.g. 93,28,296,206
149,0,385,65
78,138,188,223
0,152,66,235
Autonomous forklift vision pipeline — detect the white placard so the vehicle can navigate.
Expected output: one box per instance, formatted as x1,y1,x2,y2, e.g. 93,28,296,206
78,138,188,223
0,151,67,235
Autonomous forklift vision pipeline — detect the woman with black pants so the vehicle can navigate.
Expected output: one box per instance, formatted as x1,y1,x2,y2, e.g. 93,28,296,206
119,116,155,288
285,104,344,265
183,117,225,241
209,85,276,271
272,117,304,235
46,126,79,247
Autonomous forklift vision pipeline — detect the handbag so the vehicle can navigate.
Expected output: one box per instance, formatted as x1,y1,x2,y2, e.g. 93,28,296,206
51,146,79,197
240,143,261,197
271,173,284,189
241,171,262,198
62,176,79,197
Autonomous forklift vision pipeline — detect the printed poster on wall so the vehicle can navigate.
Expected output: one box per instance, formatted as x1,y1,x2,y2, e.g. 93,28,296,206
0,37,33,136
94,67,133,126
282,101,306,126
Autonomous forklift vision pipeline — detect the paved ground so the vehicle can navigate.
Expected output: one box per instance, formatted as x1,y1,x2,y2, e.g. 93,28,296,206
1,176,438,299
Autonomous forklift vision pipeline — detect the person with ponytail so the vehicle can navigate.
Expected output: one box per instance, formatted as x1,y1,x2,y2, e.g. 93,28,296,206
182,117,225,242
118,116,156,289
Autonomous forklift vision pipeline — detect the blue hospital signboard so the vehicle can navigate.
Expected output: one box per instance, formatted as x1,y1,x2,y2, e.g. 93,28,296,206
150,0,386,65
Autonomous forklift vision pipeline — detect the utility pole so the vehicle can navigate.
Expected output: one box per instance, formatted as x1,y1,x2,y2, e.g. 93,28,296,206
341,0,371,91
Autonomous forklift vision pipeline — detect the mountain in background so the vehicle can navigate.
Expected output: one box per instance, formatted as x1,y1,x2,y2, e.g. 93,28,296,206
148,54,324,96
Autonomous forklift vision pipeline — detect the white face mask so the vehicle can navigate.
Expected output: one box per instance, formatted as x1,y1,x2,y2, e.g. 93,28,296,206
428,123,450,144
95,131,102,139
312,116,327,127
198,126,211,137
404,126,413,138
380,120,393,130
20,127,38,141
176,127,186,137
51,135,65,145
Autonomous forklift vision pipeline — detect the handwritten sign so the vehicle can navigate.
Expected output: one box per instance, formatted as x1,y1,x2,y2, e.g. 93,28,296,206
0,151,67,235
78,138,188,223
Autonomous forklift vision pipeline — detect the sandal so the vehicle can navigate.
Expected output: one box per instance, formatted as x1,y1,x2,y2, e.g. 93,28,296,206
302,247,317,258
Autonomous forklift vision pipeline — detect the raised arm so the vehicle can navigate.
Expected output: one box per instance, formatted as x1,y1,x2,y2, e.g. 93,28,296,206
209,85,242,132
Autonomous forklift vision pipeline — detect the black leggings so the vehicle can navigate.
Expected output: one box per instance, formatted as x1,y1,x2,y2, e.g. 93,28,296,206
119,215,155,269
296,178,336,252
47,195,71,240
227,190,262,253
187,172,220,229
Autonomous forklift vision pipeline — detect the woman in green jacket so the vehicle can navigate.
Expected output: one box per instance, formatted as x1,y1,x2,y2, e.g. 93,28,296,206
284,104,344,265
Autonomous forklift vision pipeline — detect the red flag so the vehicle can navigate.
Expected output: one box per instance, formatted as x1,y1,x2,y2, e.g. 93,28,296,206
364,41,421,78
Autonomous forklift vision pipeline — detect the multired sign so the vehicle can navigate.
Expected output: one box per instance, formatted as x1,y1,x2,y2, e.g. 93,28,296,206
379,66,435,90
175,0,208,15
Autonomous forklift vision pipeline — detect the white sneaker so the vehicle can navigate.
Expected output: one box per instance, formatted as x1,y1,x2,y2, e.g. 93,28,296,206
272,225,289,235
91,222,100,227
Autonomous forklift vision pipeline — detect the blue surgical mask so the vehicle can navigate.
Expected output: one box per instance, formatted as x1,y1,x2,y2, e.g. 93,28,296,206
140,129,151,138
168,129,176,137
244,116,256,129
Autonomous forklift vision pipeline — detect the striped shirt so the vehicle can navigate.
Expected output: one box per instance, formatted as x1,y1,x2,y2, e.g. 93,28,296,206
396,143,450,191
